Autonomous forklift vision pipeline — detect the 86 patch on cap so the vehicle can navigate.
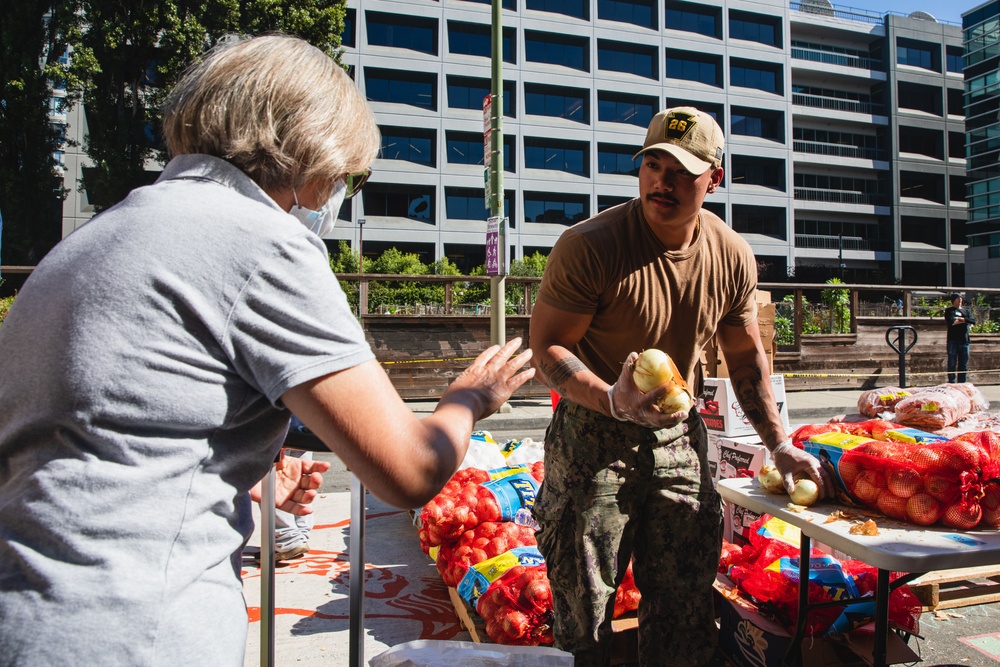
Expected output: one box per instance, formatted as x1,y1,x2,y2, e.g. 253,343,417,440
634,106,725,175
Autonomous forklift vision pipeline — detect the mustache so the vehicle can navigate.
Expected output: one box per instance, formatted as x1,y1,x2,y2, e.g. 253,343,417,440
646,193,678,205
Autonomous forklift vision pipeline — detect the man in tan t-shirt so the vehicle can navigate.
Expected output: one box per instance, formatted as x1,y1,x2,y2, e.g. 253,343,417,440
529,107,831,666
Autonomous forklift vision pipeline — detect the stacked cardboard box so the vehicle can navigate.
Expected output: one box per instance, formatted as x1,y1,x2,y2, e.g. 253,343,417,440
702,290,776,379
698,375,789,437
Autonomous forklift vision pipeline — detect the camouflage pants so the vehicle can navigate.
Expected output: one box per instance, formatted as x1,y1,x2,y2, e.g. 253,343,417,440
533,400,722,667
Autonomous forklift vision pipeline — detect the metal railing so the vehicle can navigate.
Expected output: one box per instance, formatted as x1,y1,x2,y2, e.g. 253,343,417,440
792,93,884,116
793,140,886,162
794,187,889,207
791,46,882,71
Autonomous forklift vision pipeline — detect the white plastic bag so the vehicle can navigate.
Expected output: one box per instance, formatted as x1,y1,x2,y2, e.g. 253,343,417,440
370,640,574,667
503,437,545,466
460,432,507,471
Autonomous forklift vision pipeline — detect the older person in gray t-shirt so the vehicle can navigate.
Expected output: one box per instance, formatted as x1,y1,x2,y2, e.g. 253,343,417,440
0,36,534,666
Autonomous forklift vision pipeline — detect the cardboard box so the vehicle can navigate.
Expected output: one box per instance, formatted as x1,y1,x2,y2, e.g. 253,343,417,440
703,290,776,378
715,575,919,667
723,500,765,546
698,376,789,437
716,435,771,483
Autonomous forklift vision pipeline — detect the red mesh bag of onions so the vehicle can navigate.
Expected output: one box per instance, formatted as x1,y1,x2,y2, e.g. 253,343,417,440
418,464,544,555
475,563,555,646
435,521,538,587
836,434,1000,530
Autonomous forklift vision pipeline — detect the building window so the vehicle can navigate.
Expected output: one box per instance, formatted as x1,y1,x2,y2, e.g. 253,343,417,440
897,81,941,115
524,192,589,225
730,107,783,142
342,9,356,48
525,31,589,71
732,205,786,241
946,46,963,73
598,143,641,176
363,184,435,222
947,87,964,116
793,127,881,160
524,84,589,123
446,131,515,172
597,91,657,127
900,171,945,204
950,175,967,204
597,0,655,29
664,1,720,38
730,59,782,94
365,68,436,110
729,10,780,48
524,138,589,176
379,126,436,167
598,195,632,211
446,76,516,117
598,40,657,79
896,38,937,72
900,215,947,248
665,50,721,87
448,21,516,63
730,156,785,191
446,187,488,220
949,131,966,160
898,126,943,160
526,0,588,20
366,11,437,55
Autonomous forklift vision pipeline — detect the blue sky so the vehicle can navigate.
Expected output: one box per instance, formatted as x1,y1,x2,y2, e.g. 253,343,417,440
845,0,976,26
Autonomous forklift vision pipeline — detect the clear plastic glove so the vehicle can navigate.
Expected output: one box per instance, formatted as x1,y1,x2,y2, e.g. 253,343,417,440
771,440,834,499
607,352,690,429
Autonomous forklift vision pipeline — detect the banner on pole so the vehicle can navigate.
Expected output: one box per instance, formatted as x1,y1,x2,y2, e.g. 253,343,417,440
486,216,501,276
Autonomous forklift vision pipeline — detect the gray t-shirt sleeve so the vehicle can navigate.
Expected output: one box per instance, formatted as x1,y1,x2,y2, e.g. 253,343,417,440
224,233,375,404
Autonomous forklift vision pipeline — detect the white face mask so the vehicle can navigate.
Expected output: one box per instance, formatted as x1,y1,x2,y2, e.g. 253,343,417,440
289,179,347,237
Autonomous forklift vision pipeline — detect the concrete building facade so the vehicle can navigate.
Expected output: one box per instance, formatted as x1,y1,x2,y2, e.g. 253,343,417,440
57,0,967,283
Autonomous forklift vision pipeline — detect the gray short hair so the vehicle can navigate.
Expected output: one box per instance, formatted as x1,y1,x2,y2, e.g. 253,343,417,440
162,34,380,196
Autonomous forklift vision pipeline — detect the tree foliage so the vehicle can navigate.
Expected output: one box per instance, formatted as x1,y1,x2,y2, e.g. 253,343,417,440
74,0,348,211
0,1,84,264
1,0,348,265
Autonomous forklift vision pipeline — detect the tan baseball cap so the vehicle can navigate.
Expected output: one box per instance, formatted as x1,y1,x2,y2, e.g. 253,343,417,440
633,107,725,174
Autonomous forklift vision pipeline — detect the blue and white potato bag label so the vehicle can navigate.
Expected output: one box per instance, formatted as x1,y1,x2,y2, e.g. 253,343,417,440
457,545,545,608
481,471,538,519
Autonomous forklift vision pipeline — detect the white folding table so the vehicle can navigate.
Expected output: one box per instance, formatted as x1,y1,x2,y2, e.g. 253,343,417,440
718,477,1000,667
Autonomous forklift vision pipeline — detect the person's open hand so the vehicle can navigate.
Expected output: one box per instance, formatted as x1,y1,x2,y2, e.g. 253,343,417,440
607,352,689,429
272,449,332,516
771,440,834,499
443,337,535,421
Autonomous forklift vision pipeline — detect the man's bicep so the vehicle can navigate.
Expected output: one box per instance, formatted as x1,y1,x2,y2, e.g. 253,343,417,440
529,300,594,352
716,319,765,368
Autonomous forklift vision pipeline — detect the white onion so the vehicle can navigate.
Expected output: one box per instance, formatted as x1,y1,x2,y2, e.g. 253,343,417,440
789,479,819,506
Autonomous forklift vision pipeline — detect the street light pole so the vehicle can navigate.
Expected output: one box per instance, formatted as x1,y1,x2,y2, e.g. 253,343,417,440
489,0,506,349
358,218,366,318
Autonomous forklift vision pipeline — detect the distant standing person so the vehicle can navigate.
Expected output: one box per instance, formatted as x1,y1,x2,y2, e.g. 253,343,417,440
945,292,976,383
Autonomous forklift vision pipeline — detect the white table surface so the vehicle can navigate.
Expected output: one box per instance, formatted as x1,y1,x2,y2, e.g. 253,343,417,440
718,477,1000,573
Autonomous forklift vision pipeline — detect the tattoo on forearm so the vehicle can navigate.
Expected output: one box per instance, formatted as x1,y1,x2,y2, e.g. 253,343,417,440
540,356,588,394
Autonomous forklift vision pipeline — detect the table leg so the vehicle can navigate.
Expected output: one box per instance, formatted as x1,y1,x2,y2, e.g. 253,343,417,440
874,569,890,667
783,534,812,667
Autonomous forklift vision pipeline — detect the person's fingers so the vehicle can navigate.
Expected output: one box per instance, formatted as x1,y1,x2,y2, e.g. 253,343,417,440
783,472,796,495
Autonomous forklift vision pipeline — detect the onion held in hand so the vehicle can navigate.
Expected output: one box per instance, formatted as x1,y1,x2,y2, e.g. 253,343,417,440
632,349,694,413
790,478,820,506
757,465,819,507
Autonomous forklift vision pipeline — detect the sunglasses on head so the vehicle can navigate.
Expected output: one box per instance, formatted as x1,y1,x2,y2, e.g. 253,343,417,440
345,169,371,199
